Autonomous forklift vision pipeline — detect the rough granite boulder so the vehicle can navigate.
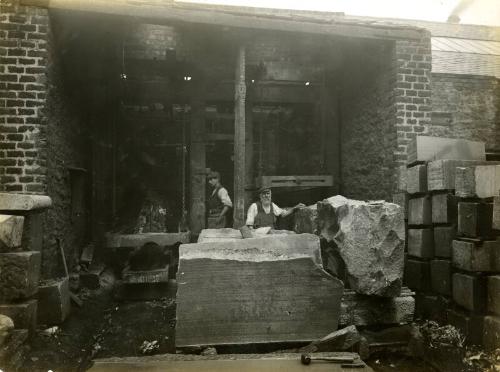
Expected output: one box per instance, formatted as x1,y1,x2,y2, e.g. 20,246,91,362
317,195,405,297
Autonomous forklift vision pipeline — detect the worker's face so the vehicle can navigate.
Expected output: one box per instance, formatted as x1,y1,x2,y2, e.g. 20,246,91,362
260,190,271,205
208,177,218,187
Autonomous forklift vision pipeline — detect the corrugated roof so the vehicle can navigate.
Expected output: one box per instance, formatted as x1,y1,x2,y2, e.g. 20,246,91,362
432,37,500,55
432,50,500,77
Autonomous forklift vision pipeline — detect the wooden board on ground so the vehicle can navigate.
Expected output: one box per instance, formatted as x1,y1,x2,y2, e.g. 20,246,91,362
455,165,500,198
105,232,190,248
90,353,372,372
175,234,343,348
407,136,485,165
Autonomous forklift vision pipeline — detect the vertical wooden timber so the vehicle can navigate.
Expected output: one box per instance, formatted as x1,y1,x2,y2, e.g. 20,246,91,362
322,84,340,194
190,79,206,235
233,45,246,227
244,88,254,212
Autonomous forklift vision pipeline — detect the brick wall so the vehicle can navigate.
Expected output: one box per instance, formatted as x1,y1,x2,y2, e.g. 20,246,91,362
429,73,500,152
394,34,433,165
0,0,49,193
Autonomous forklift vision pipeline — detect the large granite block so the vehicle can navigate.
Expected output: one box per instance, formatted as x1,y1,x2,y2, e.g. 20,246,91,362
0,251,41,301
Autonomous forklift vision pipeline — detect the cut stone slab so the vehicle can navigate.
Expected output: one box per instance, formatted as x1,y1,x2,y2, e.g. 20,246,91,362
407,136,485,165
175,234,344,348
0,329,29,369
452,239,498,272
396,166,408,192
406,164,427,195
0,215,24,252
0,251,41,301
392,193,408,220
487,276,500,316
455,165,500,199
430,259,452,296
446,308,484,346
300,325,360,352
317,196,405,297
452,273,487,313
404,259,430,292
0,299,37,334
408,196,431,226
37,278,71,325
457,202,494,238
434,226,455,258
431,193,458,224
407,228,433,259
197,228,242,243
105,232,190,248
483,316,500,351
0,193,52,211
494,196,500,231
339,288,415,327
21,210,44,252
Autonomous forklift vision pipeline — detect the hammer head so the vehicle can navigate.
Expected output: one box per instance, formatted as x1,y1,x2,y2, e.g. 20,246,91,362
301,354,311,365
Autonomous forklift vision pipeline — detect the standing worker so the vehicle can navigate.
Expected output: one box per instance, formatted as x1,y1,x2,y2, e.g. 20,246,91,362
207,171,233,228
245,186,304,229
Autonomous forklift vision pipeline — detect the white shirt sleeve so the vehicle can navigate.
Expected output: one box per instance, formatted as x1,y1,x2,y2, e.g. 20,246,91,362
217,187,233,208
272,203,284,216
246,203,258,226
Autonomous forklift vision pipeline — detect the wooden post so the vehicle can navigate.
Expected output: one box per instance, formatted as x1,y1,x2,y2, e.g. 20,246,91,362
244,87,254,212
189,79,206,235
233,46,246,227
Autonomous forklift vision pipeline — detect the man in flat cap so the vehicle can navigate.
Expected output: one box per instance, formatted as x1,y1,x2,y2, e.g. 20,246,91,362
245,186,304,229
207,171,233,228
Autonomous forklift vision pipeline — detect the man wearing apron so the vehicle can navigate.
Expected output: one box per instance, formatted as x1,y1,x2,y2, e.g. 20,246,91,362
245,186,304,229
207,171,233,228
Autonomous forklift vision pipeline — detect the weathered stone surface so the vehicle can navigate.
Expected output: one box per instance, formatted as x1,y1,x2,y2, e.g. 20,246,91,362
37,278,71,325
0,314,14,346
406,164,427,194
408,196,431,226
430,259,452,296
300,325,360,352
0,193,52,211
427,160,499,191
0,329,29,369
339,288,415,326
21,210,43,252
404,259,430,292
407,228,433,259
0,251,41,301
407,136,485,165
446,308,484,346
434,226,455,258
431,193,458,224
0,215,24,252
105,232,190,248
396,166,408,192
392,193,408,220
452,239,498,272
197,228,242,243
293,205,318,234
0,300,37,334
317,196,404,297
483,316,500,351
487,276,500,316
458,202,494,238
176,234,344,347
452,273,487,313
415,294,450,323
455,165,500,199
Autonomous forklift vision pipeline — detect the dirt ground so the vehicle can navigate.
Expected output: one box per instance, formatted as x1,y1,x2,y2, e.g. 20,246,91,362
20,273,441,372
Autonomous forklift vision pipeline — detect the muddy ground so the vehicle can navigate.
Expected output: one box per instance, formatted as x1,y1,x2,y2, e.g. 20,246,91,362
21,273,438,372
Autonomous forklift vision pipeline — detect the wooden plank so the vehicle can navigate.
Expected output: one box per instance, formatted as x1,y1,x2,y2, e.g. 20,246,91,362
175,234,343,347
233,46,246,228
39,0,424,41
457,202,494,238
105,232,190,248
407,136,485,165
432,193,458,224
427,160,500,191
408,195,431,226
455,165,500,198
406,164,427,194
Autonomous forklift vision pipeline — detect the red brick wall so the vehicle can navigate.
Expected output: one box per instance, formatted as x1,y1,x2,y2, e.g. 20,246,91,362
0,0,49,193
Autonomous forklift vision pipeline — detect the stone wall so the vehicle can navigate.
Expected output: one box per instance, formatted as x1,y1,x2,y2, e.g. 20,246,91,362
429,73,500,153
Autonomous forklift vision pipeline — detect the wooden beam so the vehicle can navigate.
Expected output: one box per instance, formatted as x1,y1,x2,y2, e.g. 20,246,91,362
245,90,254,211
233,46,246,228
35,1,424,40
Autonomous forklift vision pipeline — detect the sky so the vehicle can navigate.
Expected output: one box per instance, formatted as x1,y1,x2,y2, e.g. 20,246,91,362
178,0,500,26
